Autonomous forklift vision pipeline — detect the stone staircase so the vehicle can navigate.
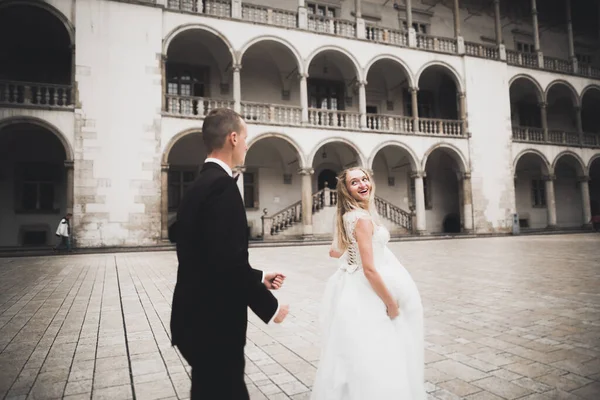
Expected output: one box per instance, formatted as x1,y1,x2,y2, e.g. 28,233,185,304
260,187,413,240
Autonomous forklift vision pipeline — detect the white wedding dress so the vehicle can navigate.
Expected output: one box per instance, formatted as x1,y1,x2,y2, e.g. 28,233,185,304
311,209,426,400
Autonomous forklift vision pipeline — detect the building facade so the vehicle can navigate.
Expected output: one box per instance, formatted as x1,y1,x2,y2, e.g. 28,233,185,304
0,0,599,248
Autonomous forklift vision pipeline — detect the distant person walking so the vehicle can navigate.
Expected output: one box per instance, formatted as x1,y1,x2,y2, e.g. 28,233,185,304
54,213,72,252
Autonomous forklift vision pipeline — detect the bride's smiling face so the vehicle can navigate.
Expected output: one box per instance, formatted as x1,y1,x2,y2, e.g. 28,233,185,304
345,169,372,203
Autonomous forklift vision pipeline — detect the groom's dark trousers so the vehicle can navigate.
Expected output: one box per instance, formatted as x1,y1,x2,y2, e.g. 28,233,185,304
169,162,278,399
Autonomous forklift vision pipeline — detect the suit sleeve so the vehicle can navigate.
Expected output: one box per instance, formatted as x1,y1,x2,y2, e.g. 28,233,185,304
204,179,279,324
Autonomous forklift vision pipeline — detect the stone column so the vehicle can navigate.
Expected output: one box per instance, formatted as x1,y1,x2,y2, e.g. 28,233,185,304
544,174,557,229
462,172,474,232
299,168,314,237
65,160,74,215
298,0,307,29
566,0,578,72
234,166,246,202
575,106,583,145
412,171,427,234
459,92,467,136
531,0,543,67
494,0,502,45
355,0,366,39
410,87,419,133
406,0,416,47
453,0,461,38
161,163,169,239
358,80,367,128
231,0,242,18
299,73,309,123
540,102,548,142
579,176,592,227
233,64,241,113
161,54,167,112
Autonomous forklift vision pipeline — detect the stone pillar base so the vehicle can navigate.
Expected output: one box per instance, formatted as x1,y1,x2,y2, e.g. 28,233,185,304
546,224,558,231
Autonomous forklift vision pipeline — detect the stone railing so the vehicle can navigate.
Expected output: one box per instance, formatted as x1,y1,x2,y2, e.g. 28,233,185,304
164,95,234,117
512,126,545,143
307,15,355,38
241,4,297,28
241,102,302,125
543,56,573,74
506,50,539,68
0,80,73,108
308,109,360,129
579,63,600,79
513,126,600,148
167,0,230,17
262,200,302,236
548,130,580,146
418,118,463,136
464,42,500,60
416,34,457,54
366,114,414,133
374,196,412,231
365,25,408,47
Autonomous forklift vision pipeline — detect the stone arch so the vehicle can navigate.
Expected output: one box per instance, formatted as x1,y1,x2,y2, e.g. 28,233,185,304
0,116,74,161
588,153,600,171
238,36,303,73
163,24,235,61
247,132,306,169
581,84,600,99
0,0,75,45
308,137,366,168
552,150,587,176
367,140,419,171
512,149,552,175
364,54,415,88
509,74,545,102
415,61,464,93
421,143,468,173
161,128,203,164
545,79,580,107
305,45,363,81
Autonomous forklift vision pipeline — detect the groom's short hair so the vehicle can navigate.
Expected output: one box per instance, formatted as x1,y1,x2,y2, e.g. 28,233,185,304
202,108,244,153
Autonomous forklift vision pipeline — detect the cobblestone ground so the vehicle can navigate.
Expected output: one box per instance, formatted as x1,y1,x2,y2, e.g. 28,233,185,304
1,234,599,400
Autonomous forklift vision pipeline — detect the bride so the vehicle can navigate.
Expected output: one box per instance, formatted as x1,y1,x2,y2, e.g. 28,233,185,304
311,167,426,400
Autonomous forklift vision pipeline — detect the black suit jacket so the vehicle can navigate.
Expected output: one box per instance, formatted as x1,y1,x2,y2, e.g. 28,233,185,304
169,162,278,366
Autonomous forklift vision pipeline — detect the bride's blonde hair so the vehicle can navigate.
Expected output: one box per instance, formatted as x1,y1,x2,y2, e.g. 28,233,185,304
333,167,379,251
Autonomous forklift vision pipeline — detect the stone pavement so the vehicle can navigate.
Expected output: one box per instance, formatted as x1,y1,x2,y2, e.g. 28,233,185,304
0,234,599,400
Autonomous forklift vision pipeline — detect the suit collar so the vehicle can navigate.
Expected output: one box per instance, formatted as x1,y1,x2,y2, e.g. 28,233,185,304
204,158,233,177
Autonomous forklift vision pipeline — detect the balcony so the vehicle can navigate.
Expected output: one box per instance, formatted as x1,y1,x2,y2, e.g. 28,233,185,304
163,0,600,80
0,81,73,109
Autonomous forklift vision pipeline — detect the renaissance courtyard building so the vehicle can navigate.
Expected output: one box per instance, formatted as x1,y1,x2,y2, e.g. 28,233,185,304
1,0,599,248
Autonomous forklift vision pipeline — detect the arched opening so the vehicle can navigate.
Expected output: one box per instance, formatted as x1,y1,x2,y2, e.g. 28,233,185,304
307,49,360,128
165,29,234,118
423,147,465,233
590,157,600,230
546,83,579,144
0,3,73,106
417,65,462,135
166,132,207,224
514,152,550,229
554,154,585,227
311,141,361,190
240,40,302,125
582,87,600,146
364,58,412,132
244,136,302,238
509,77,543,142
318,169,337,190
0,123,70,247
370,144,417,213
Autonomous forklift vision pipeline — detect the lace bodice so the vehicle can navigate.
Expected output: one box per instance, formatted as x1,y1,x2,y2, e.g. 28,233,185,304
340,209,390,273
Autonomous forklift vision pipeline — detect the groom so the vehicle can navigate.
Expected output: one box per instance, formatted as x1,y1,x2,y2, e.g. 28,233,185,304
170,108,289,399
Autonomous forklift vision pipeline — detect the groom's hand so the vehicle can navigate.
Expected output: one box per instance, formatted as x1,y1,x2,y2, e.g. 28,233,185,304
274,305,289,323
264,272,286,290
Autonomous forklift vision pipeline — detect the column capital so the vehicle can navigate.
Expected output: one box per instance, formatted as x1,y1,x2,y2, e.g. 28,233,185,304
233,64,242,72
64,160,74,169
358,80,367,87
410,170,426,179
161,163,170,172
574,105,581,112
298,167,314,176
458,91,466,99
409,86,419,93
462,171,471,180
542,174,556,181
538,101,547,109
298,72,309,79
577,175,590,182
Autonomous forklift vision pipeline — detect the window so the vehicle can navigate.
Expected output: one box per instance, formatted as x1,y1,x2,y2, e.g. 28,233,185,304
308,79,345,111
516,41,535,54
307,2,337,18
409,175,432,210
243,172,258,209
168,168,198,211
404,89,434,118
15,163,61,213
400,21,428,34
531,179,546,207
